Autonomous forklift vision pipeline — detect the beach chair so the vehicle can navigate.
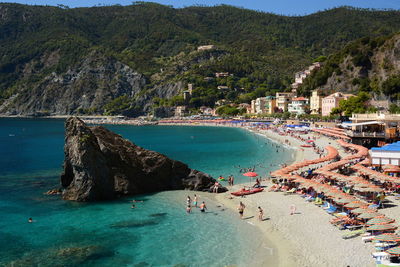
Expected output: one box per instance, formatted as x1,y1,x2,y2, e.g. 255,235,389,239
326,206,337,214
369,204,379,210
284,188,296,195
321,201,329,209
342,229,365,239
314,197,323,206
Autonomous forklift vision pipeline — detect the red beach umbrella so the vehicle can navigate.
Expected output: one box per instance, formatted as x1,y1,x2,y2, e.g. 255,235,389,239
367,217,395,225
374,234,400,242
243,172,258,177
386,246,400,256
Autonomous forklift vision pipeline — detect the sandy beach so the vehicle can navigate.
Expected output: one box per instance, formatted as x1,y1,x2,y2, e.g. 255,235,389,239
214,127,376,267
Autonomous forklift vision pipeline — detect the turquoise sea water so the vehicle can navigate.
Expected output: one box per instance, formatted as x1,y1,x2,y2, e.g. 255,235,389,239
0,118,292,266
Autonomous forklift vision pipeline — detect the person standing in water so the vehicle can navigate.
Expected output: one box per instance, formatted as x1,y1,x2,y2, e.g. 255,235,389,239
258,206,264,221
200,201,207,213
186,196,192,214
193,194,198,208
238,201,245,219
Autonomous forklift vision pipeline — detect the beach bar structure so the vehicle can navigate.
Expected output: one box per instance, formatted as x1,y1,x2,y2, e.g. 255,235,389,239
341,113,400,146
370,141,400,166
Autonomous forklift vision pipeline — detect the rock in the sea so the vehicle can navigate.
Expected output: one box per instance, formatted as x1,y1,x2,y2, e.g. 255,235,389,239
61,117,225,201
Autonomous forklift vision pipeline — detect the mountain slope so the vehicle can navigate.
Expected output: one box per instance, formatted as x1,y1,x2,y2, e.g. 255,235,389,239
299,33,400,100
1,3,400,116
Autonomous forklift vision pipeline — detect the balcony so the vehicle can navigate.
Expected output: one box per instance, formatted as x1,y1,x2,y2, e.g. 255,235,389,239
346,130,386,138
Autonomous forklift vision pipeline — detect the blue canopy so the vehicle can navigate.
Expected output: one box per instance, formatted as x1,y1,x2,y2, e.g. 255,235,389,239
371,141,400,152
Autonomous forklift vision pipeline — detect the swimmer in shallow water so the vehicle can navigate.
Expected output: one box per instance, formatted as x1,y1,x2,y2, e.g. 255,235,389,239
200,201,207,213
28,218,33,223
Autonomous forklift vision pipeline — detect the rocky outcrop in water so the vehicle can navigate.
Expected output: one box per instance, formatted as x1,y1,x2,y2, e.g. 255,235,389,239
61,117,224,201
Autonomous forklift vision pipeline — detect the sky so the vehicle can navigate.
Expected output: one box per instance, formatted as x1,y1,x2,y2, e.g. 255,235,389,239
2,0,400,15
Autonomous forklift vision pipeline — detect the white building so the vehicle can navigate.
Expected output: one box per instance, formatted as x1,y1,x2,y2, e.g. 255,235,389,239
370,142,400,166
288,97,309,115
197,45,215,51
255,97,267,114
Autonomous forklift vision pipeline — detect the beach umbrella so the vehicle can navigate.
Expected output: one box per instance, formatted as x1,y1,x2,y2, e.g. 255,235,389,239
367,217,395,225
345,202,366,208
243,172,258,177
243,171,258,184
358,212,384,219
374,234,400,243
335,198,352,204
386,246,400,256
350,207,369,214
367,224,397,231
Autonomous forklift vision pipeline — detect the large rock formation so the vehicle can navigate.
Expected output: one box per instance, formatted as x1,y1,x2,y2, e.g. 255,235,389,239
61,117,224,201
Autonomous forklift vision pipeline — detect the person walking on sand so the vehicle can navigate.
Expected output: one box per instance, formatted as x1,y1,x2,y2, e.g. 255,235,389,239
290,204,296,215
231,175,234,186
200,201,207,213
213,181,219,193
258,206,264,221
238,201,245,219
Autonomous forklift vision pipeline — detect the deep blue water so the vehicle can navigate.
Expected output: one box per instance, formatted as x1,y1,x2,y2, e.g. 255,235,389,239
0,118,292,266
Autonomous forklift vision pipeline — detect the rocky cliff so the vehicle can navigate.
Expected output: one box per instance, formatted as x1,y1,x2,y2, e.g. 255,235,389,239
299,33,400,100
0,51,185,117
61,117,223,201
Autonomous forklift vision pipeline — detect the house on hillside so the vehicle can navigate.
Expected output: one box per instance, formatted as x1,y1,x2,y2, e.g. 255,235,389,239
321,92,355,116
197,45,216,51
239,103,251,114
217,85,229,91
175,106,188,117
288,97,309,115
199,106,215,116
215,72,229,78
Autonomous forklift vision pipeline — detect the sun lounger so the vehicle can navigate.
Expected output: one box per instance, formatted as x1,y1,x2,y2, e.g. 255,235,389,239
369,204,379,210
346,225,364,230
284,188,296,195
326,206,337,214
342,229,365,239
314,198,323,206
362,236,375,242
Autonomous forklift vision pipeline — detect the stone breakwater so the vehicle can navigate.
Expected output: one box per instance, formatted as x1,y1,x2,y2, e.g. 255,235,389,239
61,117,226,201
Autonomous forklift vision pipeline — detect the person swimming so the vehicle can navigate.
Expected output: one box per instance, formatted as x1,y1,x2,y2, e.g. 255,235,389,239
28,218,33,223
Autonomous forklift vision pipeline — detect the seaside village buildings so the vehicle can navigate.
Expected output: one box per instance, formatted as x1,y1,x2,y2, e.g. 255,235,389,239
172,61,362,118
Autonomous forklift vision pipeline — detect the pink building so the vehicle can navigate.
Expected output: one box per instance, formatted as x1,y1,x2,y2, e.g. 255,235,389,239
321,92,355,116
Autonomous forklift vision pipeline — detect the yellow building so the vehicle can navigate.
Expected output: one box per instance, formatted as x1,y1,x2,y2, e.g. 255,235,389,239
310,90,322,114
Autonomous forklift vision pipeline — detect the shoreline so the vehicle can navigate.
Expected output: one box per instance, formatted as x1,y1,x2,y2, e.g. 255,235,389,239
1,117,376,266
214,128,374,267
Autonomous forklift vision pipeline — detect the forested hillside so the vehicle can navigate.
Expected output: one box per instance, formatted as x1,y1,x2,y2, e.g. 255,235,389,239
1,3,400,116
299,33,400,101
